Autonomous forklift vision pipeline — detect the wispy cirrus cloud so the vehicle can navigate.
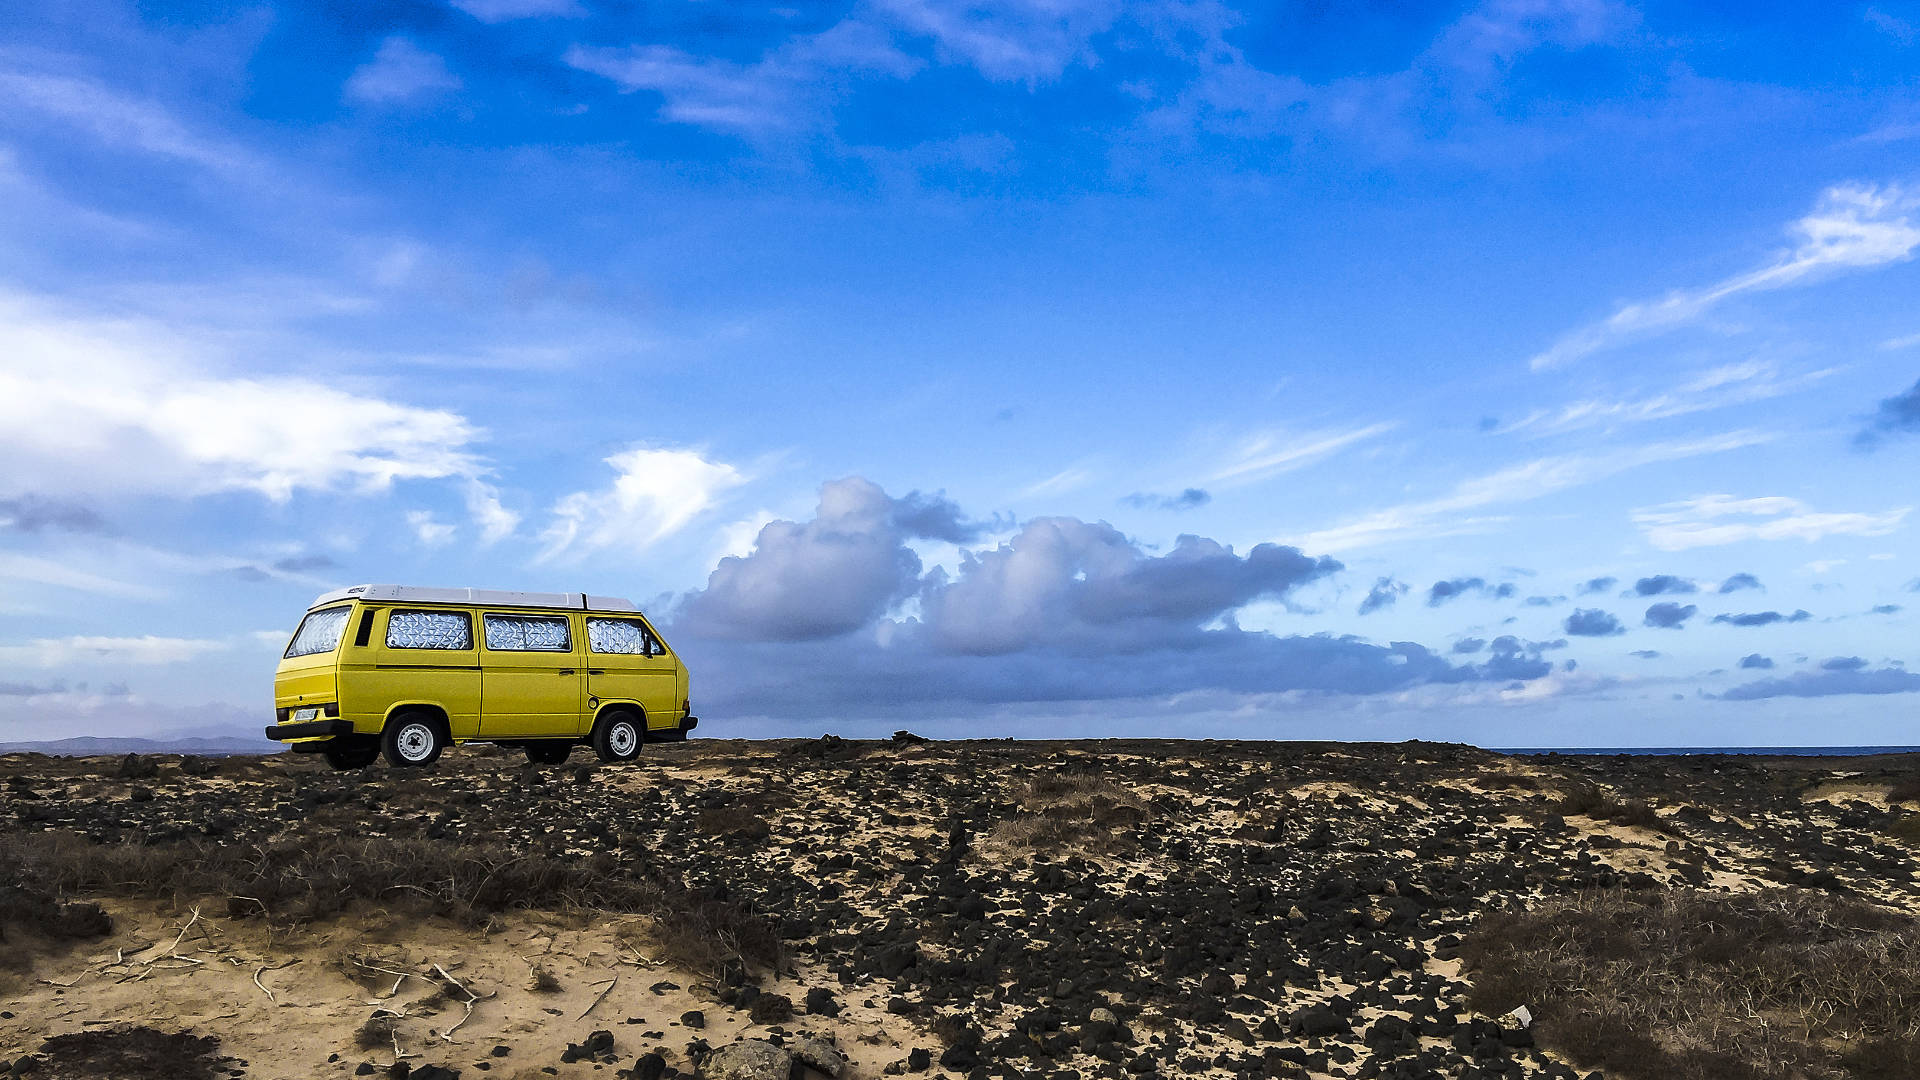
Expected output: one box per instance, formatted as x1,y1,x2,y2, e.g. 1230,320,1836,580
1297,431,1768,552
1632,494,1909,551
1208,422,1397,487
1497,360,1837,436
1530,184,1920,370
0,634,233,668
565,20,921,133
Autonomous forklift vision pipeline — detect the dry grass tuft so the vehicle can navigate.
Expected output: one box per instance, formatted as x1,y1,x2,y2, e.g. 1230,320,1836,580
1889,776,1920,804
983,771,1150,857
1461,887,1920,1080
527,963,563,993
1556,782,1673,833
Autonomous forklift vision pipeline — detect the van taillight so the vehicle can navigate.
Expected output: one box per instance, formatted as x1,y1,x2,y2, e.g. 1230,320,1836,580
323,702,340,717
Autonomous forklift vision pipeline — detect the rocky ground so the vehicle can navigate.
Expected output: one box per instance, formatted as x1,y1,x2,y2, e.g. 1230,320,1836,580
3,737,1919,1080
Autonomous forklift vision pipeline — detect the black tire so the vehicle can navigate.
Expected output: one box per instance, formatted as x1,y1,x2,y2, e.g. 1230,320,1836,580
322,737,380,771
382,710,447,767
591,710,642,764
525,740,573,766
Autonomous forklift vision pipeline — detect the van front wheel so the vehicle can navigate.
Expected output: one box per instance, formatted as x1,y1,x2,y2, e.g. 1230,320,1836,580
592,712,642,764
382,711,447,767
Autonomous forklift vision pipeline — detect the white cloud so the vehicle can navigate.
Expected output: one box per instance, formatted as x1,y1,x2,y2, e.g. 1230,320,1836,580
565,21,919,132
344,38,462,106
0,551,164,599
1531,184,1920,369
449,0,583,21
539,446,746,560
407,510,457,547
0,290,484,500
874,0,1119,83
0,68,252,173
1499,361,1836,436
1018,466,1094,499
1632,494,1910,551
464,480,520,544
1298,431,1769,552
1884,331,1920,350
1209,422,1398,486
0,635,231,668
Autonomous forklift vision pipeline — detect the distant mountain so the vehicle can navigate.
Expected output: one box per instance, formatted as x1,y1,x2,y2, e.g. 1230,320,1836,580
0,735,281,757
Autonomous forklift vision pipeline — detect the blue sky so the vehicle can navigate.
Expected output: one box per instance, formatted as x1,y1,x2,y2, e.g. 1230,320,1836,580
2,0,1918,746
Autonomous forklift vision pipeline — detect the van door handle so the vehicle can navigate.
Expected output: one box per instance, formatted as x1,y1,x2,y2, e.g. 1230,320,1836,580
587,668,605,675
557,669,575,676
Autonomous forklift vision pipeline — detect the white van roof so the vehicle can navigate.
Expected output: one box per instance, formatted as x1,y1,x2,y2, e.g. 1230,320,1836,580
308,584,641,614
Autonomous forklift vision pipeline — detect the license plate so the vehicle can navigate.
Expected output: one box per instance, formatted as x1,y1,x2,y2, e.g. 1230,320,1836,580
292,707,319,722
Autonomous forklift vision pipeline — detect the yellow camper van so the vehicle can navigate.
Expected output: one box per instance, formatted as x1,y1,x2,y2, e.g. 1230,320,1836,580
265,585,696,770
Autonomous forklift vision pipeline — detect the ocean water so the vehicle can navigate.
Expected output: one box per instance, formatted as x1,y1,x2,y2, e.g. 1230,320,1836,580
1497,746,1920,757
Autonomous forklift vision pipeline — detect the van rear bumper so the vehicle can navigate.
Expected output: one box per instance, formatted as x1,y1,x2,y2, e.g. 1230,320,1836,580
265,719,354,742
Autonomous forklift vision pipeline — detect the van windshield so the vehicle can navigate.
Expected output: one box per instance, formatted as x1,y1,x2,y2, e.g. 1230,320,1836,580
285,606,351,658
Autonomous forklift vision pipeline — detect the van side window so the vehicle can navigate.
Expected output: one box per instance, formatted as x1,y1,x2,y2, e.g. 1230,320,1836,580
586,617,663,657
484,614,572,652
386,610,472,650
285,607,351,658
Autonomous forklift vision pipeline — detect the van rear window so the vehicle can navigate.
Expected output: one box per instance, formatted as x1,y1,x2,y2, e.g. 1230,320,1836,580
285,607,351,658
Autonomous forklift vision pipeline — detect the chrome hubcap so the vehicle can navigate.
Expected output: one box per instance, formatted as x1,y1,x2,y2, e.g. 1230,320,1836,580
397,723,434,761
611,723,637,756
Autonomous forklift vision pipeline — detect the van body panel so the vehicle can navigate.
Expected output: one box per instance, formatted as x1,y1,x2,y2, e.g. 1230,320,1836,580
478,611,586,737
270,586,692,756
583,613,680,730
356,607,482,738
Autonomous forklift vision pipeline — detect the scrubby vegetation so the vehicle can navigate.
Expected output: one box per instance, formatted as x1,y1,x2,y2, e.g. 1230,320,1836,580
0,829,780,980
1555,781,1672,833
1462,887,1920,1080
982,770,1150,856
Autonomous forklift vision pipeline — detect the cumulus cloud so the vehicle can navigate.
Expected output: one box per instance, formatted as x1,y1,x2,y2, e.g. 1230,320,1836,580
921,522,1342,655
1122,488,1211,512
668,477,1554,717
344,38,462,106
1451,637,1487,654
1633,494,1908,551
1564,608,1625,636
1718,664,1920,700
1738,653,1775,669
676,477,925,641
1631,574,1696,596
1718,572,1763,593
540,446,745,560
1643,601,1697,629
1426,577,1517,606
1357,576,1409,615
1578,576,1617,594
1531,183,1920,369
1857,377,1920,449
891,490,1002,543
1710,610,1812,627
1872,604,1903,615
1629,649,1661,659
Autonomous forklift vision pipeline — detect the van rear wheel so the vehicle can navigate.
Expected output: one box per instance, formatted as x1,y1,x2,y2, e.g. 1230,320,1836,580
322,737,380,771
591,711,642,763
382,711,447,767
525,740,572,766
